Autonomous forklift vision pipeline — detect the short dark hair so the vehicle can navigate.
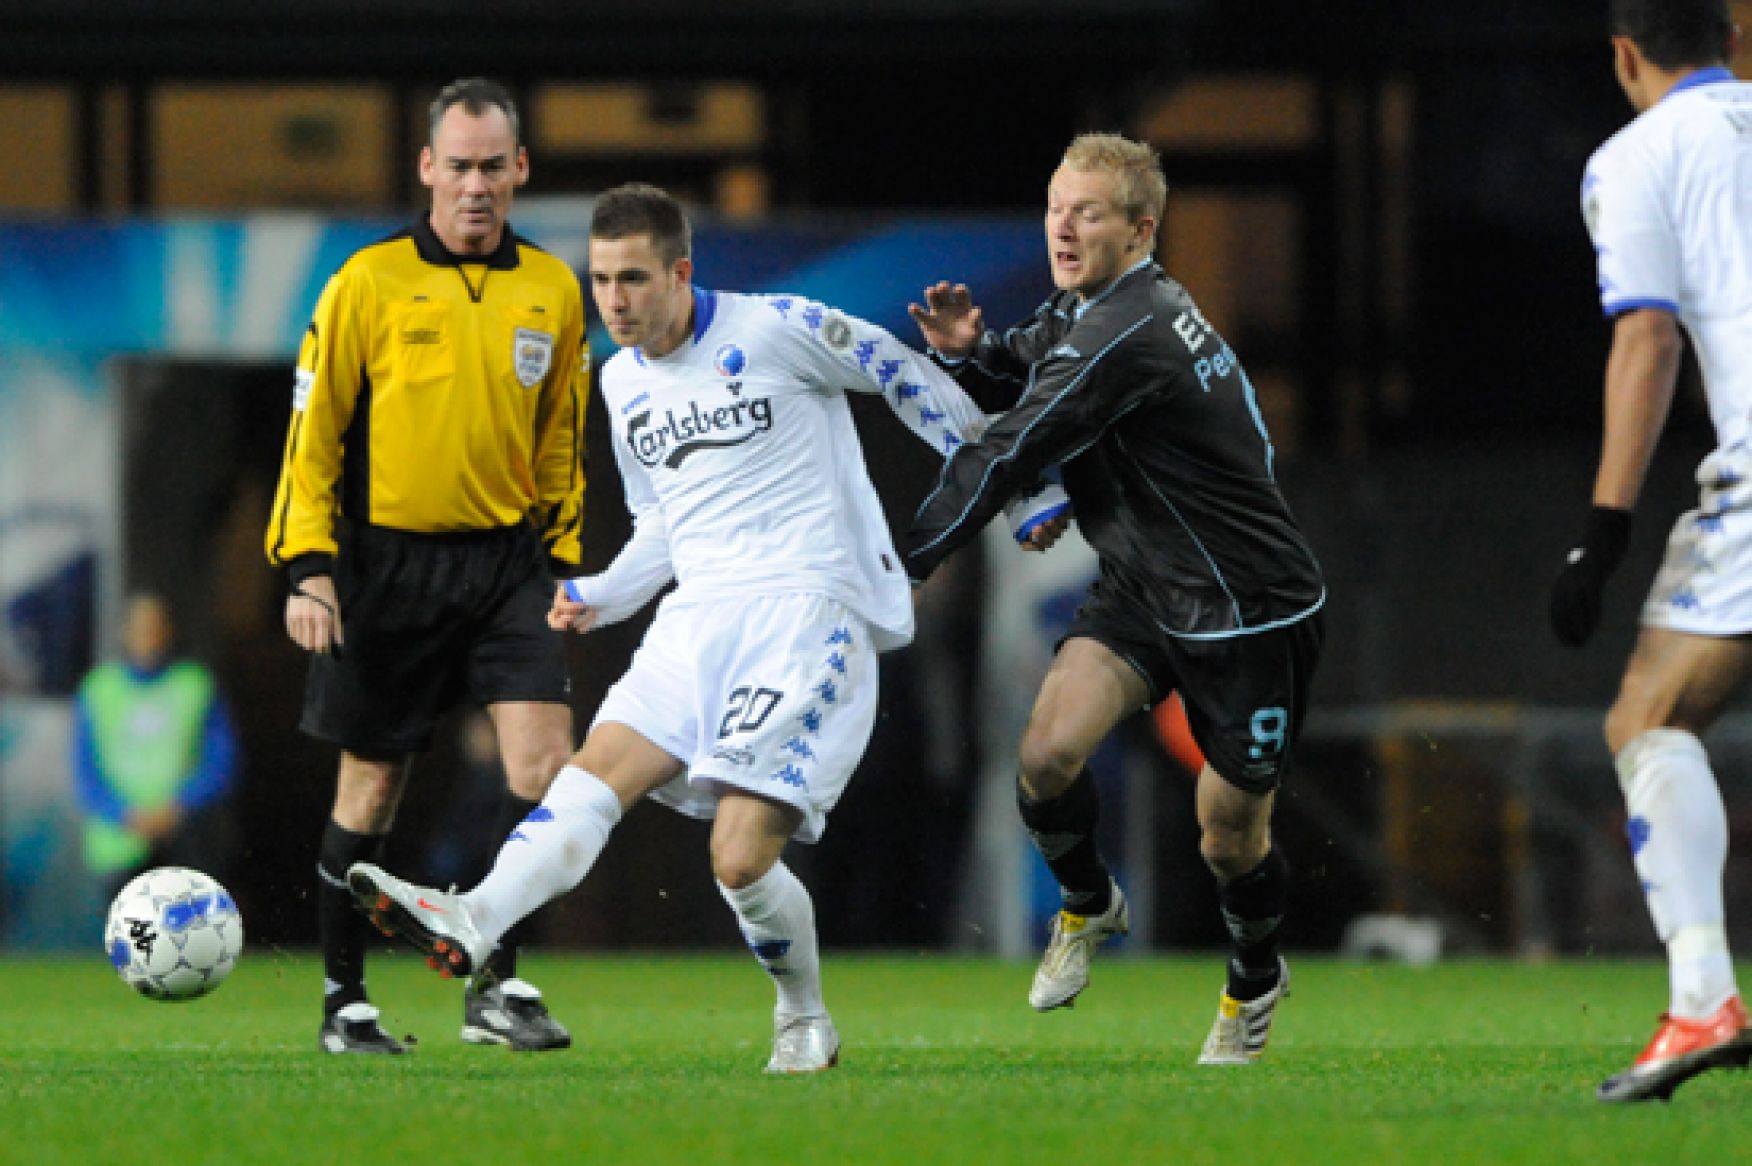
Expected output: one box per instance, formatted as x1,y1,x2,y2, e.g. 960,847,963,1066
589,183,692,266
1609,0,1734,69
428,77,521,147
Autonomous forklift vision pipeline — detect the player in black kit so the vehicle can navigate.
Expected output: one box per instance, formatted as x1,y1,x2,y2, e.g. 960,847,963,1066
905,132,1324,1064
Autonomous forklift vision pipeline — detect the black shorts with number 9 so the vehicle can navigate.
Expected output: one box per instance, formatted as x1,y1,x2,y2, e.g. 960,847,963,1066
1065,580,1324,795
299,520,571,756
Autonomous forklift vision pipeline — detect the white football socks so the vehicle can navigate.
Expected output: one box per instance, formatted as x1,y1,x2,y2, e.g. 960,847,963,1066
461,765,623,946
718,861,826,1018
1614,728,1738,1018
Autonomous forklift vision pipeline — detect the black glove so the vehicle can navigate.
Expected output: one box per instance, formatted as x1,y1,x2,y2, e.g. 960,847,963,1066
1549,505,1632,647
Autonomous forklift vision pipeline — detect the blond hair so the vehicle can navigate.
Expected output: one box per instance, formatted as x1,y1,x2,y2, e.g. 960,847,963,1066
1060,133,1167,235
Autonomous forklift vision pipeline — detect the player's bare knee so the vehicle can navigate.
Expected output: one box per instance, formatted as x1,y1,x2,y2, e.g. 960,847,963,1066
333,754,405,831
1603,706,1640,758
1017,731,1083,799
503,746,570,800
1604,694,1671,757
1198,813,1269,881
1201,833,1267,883
711,845,775,891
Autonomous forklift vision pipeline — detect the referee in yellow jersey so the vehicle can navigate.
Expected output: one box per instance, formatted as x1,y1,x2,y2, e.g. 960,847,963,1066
265,78,588,1055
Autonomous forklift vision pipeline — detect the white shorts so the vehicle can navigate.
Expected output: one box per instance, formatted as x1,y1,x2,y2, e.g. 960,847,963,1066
1643,444,1752,635
591,591,879,843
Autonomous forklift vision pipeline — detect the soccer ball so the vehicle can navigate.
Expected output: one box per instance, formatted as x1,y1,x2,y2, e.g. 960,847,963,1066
105,866,244,1002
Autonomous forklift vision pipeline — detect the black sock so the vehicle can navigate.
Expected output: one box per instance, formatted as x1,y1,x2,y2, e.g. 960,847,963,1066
479,793,540,984
1017,769,1112,916
318,820,385,1016
1218,847,1288,1000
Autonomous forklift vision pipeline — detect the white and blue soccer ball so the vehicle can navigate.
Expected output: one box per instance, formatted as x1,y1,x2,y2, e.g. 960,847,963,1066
105,866,244,1002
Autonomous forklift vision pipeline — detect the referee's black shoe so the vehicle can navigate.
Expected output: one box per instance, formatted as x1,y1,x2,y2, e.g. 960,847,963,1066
462,978,572,1052
318,1002,407,1055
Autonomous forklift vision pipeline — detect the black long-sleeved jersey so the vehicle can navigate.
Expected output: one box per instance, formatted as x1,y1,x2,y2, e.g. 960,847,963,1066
905,260,1325,640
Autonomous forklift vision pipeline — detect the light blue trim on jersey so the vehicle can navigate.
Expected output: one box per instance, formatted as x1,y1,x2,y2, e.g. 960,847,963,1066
1160,590,1327,642
1072,258,1154,320
911,313,1152,559
1237,365,1277,478
1603,296,1680,319
1664,66,1735,100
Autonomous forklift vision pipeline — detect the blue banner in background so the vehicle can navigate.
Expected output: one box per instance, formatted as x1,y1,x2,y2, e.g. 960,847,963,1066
0,210,1044,358
0,207,1045,696
0,208,1045,948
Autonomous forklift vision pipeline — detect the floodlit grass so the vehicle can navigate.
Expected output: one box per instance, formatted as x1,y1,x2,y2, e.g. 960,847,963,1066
4,951,1745,1164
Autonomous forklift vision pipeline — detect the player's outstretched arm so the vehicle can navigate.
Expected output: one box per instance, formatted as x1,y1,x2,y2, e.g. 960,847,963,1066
552,428,677,634
778,293,1072,550
907,281,983,360
557,513,672,633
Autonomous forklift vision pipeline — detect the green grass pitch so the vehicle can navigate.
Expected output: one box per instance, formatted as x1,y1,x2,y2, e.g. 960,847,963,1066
3,951,1745,1164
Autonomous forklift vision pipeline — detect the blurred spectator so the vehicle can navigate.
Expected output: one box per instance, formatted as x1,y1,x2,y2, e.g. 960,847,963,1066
71,593,238,901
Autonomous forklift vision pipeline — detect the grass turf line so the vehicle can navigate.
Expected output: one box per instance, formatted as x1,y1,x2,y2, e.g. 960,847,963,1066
2,952,1746,1165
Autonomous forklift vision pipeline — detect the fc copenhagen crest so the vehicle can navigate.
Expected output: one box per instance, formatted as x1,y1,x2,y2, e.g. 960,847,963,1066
513,327,555,387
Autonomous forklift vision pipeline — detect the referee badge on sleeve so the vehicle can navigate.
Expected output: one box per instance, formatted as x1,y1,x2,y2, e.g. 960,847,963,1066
514,327,555,387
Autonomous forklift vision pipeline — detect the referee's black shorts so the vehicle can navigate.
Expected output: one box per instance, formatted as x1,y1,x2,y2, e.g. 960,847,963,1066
1065,579,1323,795
300,520,571,756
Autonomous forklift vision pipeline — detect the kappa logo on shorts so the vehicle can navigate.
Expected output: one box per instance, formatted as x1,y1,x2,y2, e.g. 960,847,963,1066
513,327,554,387
711,745,757,767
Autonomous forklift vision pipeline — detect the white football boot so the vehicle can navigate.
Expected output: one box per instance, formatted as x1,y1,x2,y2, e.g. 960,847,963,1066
348,862,491,980
1198,958,1290,1065
766,1013,841,1074
1029,882,1130,1011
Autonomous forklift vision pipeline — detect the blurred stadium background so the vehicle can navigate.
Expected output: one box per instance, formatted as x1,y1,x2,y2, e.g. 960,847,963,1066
3,0,1752,967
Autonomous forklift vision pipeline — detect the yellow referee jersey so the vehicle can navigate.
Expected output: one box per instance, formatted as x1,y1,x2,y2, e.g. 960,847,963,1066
265,217,589,578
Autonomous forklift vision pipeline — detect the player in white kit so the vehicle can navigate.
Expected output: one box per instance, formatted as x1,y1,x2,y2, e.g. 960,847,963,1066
1549,0,1752,1102
348,182,1068,1072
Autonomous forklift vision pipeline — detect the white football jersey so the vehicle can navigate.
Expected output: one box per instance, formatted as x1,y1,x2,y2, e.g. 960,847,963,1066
1583,68,1752,449
581,288,990,651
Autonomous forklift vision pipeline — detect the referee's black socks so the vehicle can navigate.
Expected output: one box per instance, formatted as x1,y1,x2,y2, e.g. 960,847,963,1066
1017,768,1114,918
317,820,385,1016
